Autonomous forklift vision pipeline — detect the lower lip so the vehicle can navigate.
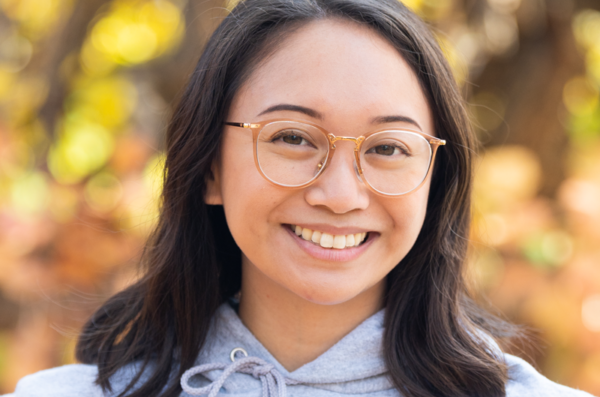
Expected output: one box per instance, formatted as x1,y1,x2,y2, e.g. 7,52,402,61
284,226,377,262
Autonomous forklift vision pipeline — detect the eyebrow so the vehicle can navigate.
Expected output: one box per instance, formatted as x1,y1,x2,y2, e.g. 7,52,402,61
258,103,422,130
370,115,422,131
258,104,323,119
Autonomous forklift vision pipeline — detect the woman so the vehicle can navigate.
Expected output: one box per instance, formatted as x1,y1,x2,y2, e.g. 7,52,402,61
7,0,595,396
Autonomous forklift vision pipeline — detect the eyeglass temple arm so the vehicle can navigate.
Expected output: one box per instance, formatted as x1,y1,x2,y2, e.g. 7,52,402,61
224,122,261,129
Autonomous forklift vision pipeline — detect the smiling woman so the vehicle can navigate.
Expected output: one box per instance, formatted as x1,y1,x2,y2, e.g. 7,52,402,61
5,1,597,397
206,20,438,317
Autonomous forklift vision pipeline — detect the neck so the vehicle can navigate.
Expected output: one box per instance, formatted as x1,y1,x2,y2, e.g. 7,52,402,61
238,258,384,372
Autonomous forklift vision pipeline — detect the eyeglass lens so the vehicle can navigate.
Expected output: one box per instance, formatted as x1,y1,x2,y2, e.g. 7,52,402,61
255,121,433,195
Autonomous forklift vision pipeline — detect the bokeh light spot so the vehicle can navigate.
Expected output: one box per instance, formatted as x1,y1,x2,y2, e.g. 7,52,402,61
0,31,33,72
66,76,137,129
540,231,573,265
474,146,541,211
573,10,600,51
582,294,600,332
87,0,183,65
84,172,123,213
587,48,600,86
139,1,183,48
479,213,509,246
558,179,600,217
0,0,70,40
10,171,49,216
436,35,468,86
117,24,157,64
483,11,519,55
48,121,114,184
80,40,116,76
522,230,573,268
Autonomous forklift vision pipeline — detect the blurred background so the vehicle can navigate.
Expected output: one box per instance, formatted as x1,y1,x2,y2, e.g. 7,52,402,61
0,0,599,394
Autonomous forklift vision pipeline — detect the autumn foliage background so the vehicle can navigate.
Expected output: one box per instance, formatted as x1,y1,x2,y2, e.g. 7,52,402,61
0,0,599,394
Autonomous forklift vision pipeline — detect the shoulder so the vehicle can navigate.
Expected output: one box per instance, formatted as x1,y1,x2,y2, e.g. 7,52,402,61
7,364,104,397
505,354,596,397
6,362,149,397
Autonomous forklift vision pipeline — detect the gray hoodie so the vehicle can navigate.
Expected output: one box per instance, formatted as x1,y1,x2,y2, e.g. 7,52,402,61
4,302,596,397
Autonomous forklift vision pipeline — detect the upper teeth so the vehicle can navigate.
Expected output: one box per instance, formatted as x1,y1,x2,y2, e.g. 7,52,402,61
292,225,367,249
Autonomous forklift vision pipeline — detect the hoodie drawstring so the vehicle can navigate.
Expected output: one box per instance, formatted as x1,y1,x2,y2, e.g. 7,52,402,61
181,356,299,397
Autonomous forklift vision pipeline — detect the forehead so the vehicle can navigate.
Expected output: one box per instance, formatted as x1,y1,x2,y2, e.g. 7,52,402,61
231,19,433,135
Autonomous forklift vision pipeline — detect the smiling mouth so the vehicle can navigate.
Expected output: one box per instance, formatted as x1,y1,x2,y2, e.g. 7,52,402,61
289,225,369,249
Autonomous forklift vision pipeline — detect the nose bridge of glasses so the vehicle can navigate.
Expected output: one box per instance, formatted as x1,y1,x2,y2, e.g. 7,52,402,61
327,134,365,151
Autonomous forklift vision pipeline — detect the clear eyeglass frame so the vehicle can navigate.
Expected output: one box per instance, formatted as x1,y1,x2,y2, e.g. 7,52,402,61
224,119,447,197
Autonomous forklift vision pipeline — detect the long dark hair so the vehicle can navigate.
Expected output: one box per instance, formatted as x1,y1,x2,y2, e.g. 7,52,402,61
76,1,516,396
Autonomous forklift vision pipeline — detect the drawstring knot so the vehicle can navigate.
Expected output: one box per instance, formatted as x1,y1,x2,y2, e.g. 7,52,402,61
250,362,274,378
181,355,299,397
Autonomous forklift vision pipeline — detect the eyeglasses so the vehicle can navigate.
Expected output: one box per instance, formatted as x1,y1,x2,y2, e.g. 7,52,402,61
224,119,446,196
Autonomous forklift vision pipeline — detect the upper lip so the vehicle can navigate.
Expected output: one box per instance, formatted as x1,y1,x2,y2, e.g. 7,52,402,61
287,223,374,236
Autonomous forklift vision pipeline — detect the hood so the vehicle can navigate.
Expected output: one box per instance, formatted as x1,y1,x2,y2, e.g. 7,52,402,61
185,301,394,395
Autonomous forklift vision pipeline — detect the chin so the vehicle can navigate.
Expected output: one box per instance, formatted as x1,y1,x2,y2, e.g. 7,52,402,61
287,278,375,306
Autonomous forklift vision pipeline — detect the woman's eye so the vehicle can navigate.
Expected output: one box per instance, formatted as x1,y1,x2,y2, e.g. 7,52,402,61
366,144,408,156
374,145,395,155
283,135,304,145
270,129,314,147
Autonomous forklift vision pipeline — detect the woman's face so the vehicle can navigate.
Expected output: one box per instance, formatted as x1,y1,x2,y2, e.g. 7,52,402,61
207,19,435,305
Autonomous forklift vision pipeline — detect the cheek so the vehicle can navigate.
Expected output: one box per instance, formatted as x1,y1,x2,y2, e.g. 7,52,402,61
385,184,430,254
218,140,285,254
219,138,263,235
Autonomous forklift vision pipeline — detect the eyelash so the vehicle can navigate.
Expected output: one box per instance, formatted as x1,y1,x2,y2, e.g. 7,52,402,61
270,130,316,147
365,143,411,156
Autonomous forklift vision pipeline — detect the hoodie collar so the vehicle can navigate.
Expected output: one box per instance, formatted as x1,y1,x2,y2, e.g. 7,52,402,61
185,302,393,394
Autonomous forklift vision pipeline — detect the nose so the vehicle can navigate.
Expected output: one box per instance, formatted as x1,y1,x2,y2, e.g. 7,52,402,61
304,140,370,214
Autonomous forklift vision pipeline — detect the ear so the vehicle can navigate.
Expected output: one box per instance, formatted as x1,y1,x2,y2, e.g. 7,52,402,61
204,160,223,205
